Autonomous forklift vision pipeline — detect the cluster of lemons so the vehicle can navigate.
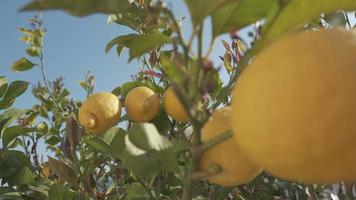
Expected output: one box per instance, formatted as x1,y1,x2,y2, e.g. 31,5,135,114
78,86,189,134
78,29,356,186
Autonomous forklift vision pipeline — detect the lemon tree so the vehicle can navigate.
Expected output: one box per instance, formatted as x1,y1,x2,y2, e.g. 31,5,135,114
1,0,356,200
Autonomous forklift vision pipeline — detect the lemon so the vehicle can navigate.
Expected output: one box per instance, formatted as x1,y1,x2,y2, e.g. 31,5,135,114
163,86,189,122
79,92,121,134
124,86,160,122
199,107,261,186
231,29,356,184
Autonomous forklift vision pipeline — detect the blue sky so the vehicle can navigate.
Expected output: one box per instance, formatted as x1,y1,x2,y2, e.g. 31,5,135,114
1,0,237,110
0,0,238,154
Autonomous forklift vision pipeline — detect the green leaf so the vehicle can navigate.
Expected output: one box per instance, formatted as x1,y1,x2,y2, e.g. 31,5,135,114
85,127,126,159
105,34,138,54
122,149,161,177
0,187,16,196
184,0,236,25
2,126,37,148
123,123,179,176
48,157,77,186
21,0,141,17
11,57,35,72
0,80,29,110
49,183,77,200
128,31,171,61
6,167,34,186
0,109,26,136
85,136,112,154
211,0,278,37
46,135,62,145
126,183,150,200
0,76,7,99
103,127,126,158
127,123,171,152
264,0,356,44
151,109,171,134
0,150,30,178
159,51,186,84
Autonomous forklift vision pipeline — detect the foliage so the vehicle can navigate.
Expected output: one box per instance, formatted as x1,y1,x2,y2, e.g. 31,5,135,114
1,0,356,199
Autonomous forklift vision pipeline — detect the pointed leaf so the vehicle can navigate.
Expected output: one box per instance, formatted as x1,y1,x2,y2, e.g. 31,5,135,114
128,123,171,152
265,0,356,44
6,167,34,186
0,76,7,99
212,0,278,37
128,31,170,61
49,183,77,200
0,81,29,110
21,0,141,17
11,57,35,72
184,0,236,25
105,34,138,54
2,126,37,148
223,51,233,73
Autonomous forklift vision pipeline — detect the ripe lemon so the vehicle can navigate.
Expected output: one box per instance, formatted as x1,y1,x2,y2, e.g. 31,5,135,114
231,29,356,184
199,107,261,186
79,92,121,134
163,86,189,122
124,86,160,122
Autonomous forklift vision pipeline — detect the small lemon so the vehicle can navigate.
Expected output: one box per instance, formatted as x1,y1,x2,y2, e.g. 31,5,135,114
163,86,189,122
124,86,160,122
79,92,121,134
231,29,356,184
199,107,261,186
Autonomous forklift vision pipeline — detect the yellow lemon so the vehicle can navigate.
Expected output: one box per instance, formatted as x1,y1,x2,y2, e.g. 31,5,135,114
79,92,121,134
163,86,189,122
199,107,261,186
231,29,356,184
124,86,160,122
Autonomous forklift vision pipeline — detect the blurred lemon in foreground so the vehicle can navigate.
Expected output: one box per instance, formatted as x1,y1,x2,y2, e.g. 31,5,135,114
163,86,189,122
79,92,121,134
124,86,160,122
231,29,356,184
200,107,261,186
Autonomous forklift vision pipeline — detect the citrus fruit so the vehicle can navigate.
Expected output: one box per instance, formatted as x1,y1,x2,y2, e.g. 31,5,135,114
163,86,189,122
231,29,356,184
79,92,121,134
124,86,160,122
199,107,261,186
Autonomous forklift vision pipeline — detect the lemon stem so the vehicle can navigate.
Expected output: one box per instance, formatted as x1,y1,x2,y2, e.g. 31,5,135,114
193,130,233,157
